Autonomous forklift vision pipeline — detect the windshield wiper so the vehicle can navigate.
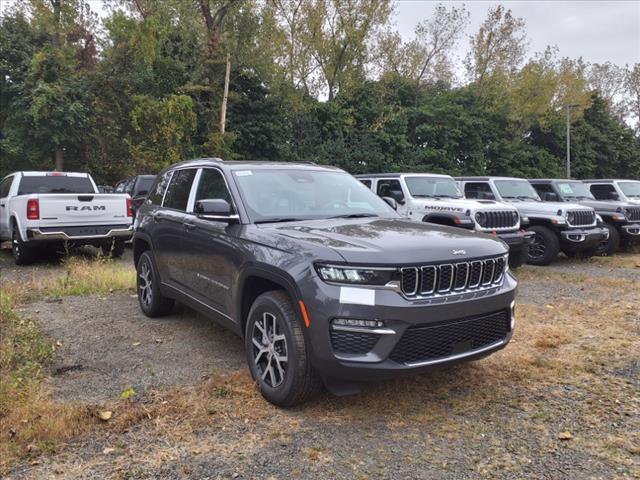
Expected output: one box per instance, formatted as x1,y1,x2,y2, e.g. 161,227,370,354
517,195,539,201
328,213,379,219
254,217,304,224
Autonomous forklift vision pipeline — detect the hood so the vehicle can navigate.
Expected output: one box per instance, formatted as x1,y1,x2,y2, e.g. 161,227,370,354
262,218,508,264
563,199,636,213
412,197,515,212
503,199,591,216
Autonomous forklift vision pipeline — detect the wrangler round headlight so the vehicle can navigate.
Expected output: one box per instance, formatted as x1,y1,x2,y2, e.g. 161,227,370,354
475,211,487,227
567,211,575,224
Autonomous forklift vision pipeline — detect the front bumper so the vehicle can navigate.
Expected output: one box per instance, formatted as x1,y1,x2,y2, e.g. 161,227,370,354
497,230,534,253
559,226,608,250
621,223,640,238
299,271,517,382
26,225,133,243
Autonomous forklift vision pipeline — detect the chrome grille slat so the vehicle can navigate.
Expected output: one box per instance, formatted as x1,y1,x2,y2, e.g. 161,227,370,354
628,207,640,222
568,209,596,227
400,256,507,297
479,210,518,230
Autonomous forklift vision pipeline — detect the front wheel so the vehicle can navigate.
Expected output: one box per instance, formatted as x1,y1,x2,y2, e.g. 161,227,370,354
136,251,174,317
589,223,620,256
12,227,34,265
526,225,560,266
245,291,321,407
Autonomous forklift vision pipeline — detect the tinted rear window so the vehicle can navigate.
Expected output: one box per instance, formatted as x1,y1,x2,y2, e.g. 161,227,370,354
18,176,95,195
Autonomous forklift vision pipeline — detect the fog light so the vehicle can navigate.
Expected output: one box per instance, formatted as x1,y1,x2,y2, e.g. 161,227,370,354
332,318,384,329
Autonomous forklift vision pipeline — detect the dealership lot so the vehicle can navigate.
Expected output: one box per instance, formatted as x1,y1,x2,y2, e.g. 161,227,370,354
2,248,639,479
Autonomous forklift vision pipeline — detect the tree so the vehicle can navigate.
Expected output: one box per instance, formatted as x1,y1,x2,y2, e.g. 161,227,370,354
625,63,640,134
465,5,527,82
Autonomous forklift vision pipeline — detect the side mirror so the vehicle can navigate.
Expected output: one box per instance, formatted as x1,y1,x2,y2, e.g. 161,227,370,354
195,199,238,222
543,192,559,202
608,192,619,200
382,196,398,210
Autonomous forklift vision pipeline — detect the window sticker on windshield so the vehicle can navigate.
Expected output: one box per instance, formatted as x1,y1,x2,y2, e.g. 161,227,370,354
235,170,252,177
559,184,574,194
339,287,375,306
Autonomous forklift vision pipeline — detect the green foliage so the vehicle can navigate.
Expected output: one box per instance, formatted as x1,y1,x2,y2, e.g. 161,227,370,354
0,1,638,183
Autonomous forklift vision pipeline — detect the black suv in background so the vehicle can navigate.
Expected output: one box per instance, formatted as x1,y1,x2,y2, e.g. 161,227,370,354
114,175,156,217
133,159,517,406
530,179,640,255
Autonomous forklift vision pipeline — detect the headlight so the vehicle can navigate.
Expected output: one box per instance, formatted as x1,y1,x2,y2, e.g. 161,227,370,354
315,264,398,285
512,211,519,223
567,211,575,224
475,211,487,227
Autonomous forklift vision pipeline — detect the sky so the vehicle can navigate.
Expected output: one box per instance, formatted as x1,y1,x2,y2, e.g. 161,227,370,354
394,0,640,68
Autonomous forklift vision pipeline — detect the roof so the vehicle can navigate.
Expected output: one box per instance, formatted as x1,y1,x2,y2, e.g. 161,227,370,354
583,179,640,183
529,179,583,184
354,173,452,179
16,171,90,177
455,176,527,182
170,158,341,172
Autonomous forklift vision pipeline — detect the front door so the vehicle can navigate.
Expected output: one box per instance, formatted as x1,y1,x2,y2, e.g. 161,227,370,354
181,168,242,319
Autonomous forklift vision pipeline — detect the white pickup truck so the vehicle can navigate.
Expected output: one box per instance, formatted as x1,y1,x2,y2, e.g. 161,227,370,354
0,171,133,264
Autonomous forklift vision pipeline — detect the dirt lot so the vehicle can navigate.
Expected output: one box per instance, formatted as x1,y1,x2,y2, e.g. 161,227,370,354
1,247,639,479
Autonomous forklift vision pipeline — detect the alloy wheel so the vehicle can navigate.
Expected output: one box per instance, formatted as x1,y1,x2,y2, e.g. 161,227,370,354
252,312,288,388
138,261,153,308
12,230,21,260
529,233,546,259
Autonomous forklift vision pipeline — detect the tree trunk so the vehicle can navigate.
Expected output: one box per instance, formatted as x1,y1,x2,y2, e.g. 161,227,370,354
55,147,64,171
220,53,231,134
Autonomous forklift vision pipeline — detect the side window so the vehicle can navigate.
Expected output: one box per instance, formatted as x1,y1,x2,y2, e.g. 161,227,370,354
195,168,231,204
359,179,372,189
148,171,173,205
114,181,125,193
163,169,197,211
0,176,14,198
590,184,616,200
377,179,404,202
464,182,495,200
124,178,135,195
532,184,555,200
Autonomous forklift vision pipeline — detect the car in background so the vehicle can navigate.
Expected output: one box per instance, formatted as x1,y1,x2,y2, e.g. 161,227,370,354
133,159,517,406
356,173,531,267
114,175,156,218
584,179,640,206
530,179,640,255
0,171,133,264
456,177,608,266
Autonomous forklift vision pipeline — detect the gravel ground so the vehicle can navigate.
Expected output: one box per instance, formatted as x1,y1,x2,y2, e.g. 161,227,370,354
3,250,639,479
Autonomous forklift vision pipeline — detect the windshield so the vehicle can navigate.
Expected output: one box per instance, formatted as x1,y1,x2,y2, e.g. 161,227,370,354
556,182,594,200
494,180,540,201
619,181,640,198
233,169,397,223
404,176,463,199
18,175,95,195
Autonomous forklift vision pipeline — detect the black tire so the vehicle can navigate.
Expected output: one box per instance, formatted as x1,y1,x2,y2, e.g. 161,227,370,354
101,239,126,258
526,225,560,266
11,225,35,265
245,290,321,407
136,250,174,317
589,223,620,256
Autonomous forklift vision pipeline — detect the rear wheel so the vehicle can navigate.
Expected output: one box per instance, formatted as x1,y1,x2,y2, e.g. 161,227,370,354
526,225,560,266
245,291,321,407
12,226,34,265
136,251,174,317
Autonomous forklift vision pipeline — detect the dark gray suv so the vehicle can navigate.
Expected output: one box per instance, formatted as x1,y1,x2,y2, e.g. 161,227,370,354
133,159,517,406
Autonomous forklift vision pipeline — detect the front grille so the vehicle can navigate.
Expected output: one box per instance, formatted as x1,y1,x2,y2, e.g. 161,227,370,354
389,310,510,365
478,210,518,229
626,207,640,221
331,330,379,355
567,210,595,226
404,256,507,297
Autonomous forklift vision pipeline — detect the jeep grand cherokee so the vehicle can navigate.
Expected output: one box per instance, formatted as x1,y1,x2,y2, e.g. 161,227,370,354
133,159,517,406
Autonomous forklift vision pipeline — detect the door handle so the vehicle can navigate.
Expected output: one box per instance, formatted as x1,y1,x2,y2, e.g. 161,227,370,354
183,222,196,231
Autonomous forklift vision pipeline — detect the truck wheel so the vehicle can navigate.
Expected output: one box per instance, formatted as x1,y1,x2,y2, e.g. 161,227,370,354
12,226,34,265
591,223,620,256
245,291,321,407
136,251,174,317
526,226,560,266
101,239,126,258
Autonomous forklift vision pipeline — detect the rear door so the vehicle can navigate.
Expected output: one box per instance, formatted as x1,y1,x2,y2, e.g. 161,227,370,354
153,168,198,284
180,167,240,318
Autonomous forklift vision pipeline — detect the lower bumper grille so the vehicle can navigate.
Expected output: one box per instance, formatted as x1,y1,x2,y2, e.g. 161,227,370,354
389,310,510,365
331,330,380,355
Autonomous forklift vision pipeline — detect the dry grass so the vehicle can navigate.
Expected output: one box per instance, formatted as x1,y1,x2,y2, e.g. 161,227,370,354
586,252,640,269
0,257,134,474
